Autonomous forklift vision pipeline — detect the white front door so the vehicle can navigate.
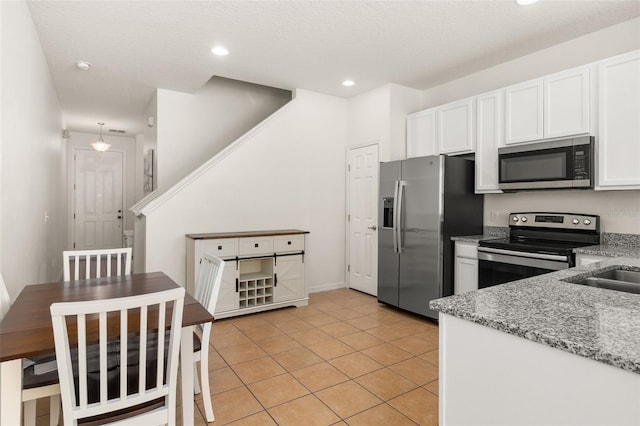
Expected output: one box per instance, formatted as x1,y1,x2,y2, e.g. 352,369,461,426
74,149,124,249
348,144,379,296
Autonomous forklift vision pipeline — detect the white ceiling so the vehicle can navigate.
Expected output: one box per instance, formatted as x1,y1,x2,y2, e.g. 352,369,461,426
27,0,640,135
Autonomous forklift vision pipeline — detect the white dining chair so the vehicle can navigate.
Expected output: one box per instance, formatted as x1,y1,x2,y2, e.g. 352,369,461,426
192,253,225,422
50,287,185,426
63,247,132,281
1,273,61,426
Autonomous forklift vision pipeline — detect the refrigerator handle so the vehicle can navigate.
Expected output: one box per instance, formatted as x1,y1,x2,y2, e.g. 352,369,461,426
392,180,399,253
396,180,406,253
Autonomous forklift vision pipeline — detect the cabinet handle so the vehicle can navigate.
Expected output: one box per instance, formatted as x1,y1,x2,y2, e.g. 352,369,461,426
255,243,259,248
274,273,278,287
288,241,291,245
235,278,239,292
218,245,222,250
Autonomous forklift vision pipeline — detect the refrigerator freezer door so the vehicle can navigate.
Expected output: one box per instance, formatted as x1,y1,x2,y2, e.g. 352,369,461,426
377,161,401,307
398,156,443,318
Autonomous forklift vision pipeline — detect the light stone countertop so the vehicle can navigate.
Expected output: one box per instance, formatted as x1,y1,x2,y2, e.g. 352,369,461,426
450,235,501,243
430,257,640,374
574,244,640,258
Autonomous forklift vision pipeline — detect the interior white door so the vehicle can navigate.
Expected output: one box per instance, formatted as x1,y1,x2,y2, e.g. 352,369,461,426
348,144,379,296
74,149,124,249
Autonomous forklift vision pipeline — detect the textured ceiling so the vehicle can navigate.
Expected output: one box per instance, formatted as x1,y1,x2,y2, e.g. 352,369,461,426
26,0,640,135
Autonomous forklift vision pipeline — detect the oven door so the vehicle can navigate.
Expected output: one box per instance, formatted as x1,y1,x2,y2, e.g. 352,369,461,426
477,247,569,289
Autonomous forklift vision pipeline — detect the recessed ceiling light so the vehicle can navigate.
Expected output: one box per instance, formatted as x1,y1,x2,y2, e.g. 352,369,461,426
515,0,539,5
75,61,91,71
342,80,355,87
211,46,229,56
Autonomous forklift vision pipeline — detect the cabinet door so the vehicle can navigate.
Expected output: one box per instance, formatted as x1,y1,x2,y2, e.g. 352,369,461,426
215,261,239,314
274,255,305,302
505,79,544,144
597,51,640,190
544,67,590,139
438,98,475,155
454,257,478,295
475,90,504,193
407,109,437,158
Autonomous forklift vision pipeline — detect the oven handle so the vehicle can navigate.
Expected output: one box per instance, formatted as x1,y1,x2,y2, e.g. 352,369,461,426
477,247,568,262
477,250,569,271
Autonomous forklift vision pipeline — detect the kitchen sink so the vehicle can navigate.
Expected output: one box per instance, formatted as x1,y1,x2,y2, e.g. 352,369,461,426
567,269,640,295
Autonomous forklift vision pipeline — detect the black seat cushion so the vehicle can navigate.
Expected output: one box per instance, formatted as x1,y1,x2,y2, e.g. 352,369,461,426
23,353,59,389
23,328,197,406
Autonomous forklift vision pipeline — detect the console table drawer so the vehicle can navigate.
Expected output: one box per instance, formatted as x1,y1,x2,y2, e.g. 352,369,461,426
239,237,274,256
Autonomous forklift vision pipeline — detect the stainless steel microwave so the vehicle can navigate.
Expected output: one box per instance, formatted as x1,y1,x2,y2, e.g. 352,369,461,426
498,136,593,191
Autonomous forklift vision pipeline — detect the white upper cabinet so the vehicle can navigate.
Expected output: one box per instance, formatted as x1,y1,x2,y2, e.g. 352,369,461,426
407,108,437,158
544,67,590,139
505,66,591,145
505,79,544,144
475,90,504,193
597,51,640,190
438,98,475,155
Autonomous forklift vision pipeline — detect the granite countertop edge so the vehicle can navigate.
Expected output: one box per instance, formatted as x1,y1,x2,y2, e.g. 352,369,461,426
574,244,640,258
430,257,640,375
450,235,502,243
431,301,638,374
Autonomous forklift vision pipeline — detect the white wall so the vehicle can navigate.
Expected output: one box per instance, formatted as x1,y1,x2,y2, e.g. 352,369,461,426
347,83,421,162
348,85,390,160
145,90,347,292
0,0,65,298
485,191,640,235
415,17,640,234
389,84,423,160
66,131,137,234
141,93,158,197
156,77,291,191
422,17,640,109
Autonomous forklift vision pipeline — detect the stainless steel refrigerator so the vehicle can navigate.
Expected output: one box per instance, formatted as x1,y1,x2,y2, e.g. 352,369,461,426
378,155,483,319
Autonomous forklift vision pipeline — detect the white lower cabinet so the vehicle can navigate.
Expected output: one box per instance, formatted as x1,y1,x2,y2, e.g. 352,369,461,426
440,313,640,426
454,242,478,295
186,230,309,318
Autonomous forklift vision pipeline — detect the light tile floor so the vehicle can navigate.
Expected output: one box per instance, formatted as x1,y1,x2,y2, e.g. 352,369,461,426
33,288,439,426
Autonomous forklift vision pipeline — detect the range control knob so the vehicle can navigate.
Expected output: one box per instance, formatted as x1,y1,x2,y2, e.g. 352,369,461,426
583,219,592,226
512,216,519,222
521,217,528,223
572,218,580,225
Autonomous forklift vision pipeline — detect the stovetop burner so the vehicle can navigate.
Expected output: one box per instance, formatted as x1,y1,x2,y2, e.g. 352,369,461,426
479,238,594,256
479,212,600,257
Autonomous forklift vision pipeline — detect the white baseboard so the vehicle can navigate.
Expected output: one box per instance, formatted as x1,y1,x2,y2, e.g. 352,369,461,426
309,281,346,294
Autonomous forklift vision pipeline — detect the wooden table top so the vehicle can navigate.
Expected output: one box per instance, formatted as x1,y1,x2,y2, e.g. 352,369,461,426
0,272,213,362
185,229,309,240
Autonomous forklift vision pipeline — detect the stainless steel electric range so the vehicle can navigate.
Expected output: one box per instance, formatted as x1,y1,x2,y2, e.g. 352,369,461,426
477,212,600,289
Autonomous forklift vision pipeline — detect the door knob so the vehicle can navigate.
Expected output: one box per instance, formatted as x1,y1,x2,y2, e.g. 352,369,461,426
117,216,122,219
368,226,377,230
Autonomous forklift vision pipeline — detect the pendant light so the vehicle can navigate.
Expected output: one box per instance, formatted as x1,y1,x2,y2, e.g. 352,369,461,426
91,122,111,152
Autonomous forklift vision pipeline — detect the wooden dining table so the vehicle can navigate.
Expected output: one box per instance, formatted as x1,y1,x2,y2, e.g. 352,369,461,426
0,271,213,426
